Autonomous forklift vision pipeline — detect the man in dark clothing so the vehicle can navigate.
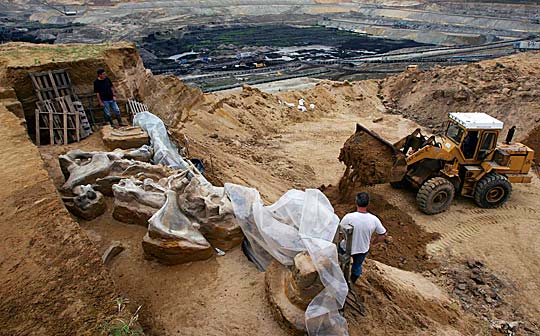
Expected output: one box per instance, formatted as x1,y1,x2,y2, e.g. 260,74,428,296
94,68,125,127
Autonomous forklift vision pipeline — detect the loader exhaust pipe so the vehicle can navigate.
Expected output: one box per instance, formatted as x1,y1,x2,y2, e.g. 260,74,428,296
505,126,516,145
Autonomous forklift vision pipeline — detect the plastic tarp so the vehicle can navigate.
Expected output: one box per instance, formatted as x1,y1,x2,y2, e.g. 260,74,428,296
225,183,349,336
133,111,190,171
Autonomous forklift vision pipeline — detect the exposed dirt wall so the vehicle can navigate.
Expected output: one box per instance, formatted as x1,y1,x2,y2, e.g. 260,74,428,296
0,42,204,140
522,124,540,163
0,105,120,335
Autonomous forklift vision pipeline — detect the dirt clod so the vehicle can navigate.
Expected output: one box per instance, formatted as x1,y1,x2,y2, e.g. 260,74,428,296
337,129,396,192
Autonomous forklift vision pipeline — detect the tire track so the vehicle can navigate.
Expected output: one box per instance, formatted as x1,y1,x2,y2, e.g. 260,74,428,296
368,184,540,256
426,206,540,255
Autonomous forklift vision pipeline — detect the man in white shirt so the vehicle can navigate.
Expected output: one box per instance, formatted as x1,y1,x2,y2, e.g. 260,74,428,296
340,192,387,284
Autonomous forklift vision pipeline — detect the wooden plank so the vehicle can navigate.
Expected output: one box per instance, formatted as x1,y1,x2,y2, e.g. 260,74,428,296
47,72,60,97
56,72,65,87
75,103,80,142
56,97,70,144
61,102,68,144
38,76,52,101
35,108,40,146
62,70,78,100
30,74,45,102
64,96,80,142
47,102,54,144
47,100,63,145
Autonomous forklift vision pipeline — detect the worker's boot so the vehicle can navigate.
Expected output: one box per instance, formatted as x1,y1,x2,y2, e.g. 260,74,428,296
105,114,115,128
350,274,359,285
116,114,127,127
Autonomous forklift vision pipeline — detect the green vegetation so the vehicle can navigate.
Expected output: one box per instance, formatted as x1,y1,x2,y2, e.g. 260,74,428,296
98,297,143,336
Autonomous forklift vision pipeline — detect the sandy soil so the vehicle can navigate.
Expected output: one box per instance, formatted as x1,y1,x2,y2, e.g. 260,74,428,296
381,51,540,152
0,106,121,336
368,179,540,327
22,43,540,335
81,206,288,336
38,77,469,335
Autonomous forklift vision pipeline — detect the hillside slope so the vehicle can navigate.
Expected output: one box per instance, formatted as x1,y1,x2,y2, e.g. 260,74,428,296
381,51,540,156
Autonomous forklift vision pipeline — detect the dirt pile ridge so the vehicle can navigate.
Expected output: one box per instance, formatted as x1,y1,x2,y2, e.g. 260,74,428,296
337,128,397,189
5,42,528,335
522,124,540,163
381,51,540,155
347,260,481,336
179,79,387,201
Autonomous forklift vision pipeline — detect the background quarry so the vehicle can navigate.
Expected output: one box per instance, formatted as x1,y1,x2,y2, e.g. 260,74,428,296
0,1,540,336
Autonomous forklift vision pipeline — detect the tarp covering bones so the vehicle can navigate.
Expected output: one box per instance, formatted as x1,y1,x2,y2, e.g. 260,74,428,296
225,184,349,335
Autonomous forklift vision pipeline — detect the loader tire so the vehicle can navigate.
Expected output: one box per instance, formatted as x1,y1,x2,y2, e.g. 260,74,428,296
474,173,512,208
416,177,455,215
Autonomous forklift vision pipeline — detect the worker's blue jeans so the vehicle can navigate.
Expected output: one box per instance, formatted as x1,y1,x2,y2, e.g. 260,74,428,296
351,252,368,284
103,100,121,125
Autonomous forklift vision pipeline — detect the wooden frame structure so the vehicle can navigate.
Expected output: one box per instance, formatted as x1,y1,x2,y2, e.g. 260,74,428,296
35,96,81,145
30,69,92,145
126,99,149,121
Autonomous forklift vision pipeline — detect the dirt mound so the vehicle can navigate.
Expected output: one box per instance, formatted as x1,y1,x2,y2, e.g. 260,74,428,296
347,260,480,336
323,121,438,273
323,184,439,273
337,128,397,190
381,52,540,140
522,124,540,163
173,79,386,201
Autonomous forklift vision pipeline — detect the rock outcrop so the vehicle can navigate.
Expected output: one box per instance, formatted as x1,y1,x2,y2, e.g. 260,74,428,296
102,125,150,151
266,252,324,335
175,176,243,251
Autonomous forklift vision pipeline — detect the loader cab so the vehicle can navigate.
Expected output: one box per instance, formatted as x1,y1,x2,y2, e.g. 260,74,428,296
446,113,502,162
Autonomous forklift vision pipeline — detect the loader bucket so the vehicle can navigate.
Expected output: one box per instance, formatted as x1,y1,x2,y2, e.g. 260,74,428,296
337,123,407,191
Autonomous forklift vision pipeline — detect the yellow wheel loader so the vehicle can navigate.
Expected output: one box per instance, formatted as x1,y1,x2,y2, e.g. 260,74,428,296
355,112,535,215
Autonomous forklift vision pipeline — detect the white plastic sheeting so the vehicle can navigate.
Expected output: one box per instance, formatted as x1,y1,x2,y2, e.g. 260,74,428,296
133,111,190,171
225,183,349,336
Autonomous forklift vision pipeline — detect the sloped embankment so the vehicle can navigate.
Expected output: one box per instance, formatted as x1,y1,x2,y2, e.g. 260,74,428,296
0,42,204,141
0,105,121,335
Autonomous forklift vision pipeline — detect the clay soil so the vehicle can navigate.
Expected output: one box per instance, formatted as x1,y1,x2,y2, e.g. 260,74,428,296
38,77,461,335
323,185,440,273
